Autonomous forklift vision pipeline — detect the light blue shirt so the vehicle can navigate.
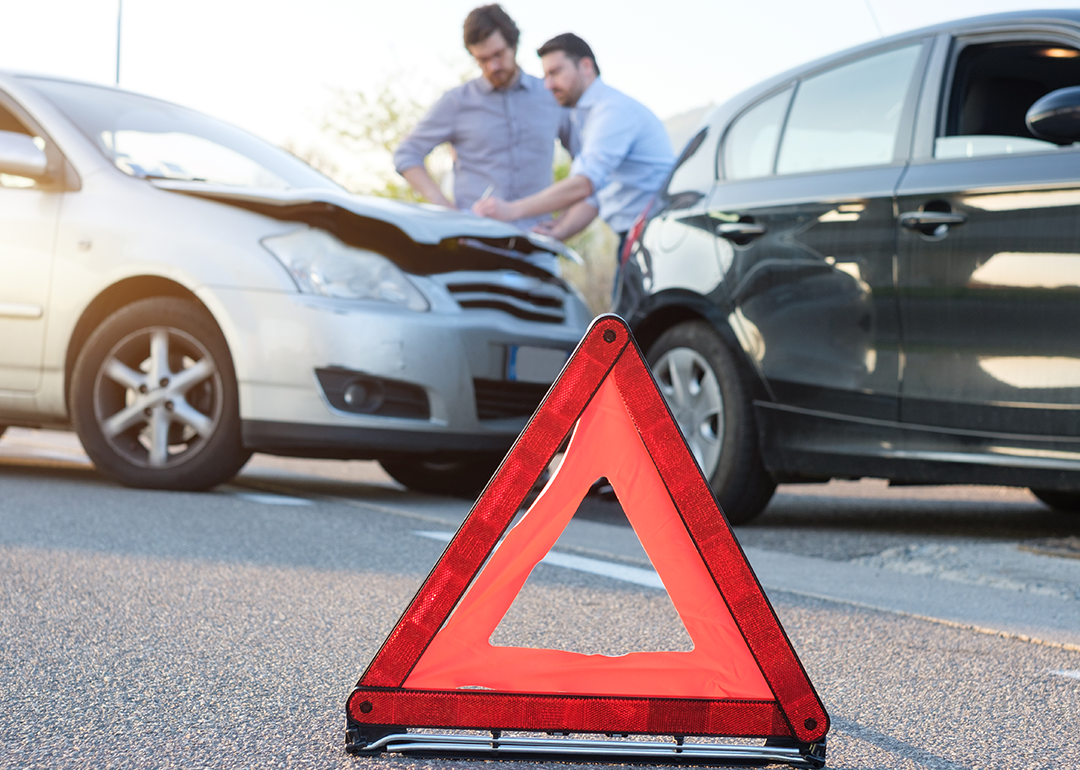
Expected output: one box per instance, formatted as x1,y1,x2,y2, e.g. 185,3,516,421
394,71,569,230
568,78,675,233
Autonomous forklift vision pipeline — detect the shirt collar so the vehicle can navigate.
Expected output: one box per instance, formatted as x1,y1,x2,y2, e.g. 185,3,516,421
575,77,605,108
476,67,524,94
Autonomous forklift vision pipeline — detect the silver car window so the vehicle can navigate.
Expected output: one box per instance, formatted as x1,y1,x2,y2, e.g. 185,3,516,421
20,77,340,191
721,86,793,181
776,44,922,175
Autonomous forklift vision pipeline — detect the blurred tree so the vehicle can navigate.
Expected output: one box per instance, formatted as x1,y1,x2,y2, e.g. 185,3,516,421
320,77,453,202
280,140,343,185
552,144,617,315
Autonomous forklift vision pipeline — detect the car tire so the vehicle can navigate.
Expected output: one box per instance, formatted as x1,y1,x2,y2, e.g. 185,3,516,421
380,452,504,499
648,321,776,525
72,297,251,491
1030,489,1080,512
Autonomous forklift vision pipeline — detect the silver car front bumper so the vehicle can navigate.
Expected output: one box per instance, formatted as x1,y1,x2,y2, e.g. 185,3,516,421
207,277,589,457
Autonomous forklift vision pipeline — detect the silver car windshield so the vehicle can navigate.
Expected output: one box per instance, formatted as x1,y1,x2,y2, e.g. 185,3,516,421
21,77,340,190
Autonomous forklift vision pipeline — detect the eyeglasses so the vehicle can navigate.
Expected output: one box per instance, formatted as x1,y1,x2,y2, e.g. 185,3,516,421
473,45,511,67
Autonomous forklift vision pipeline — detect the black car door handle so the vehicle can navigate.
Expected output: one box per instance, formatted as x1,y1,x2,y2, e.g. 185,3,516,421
899,211,967,229
717,222,766,240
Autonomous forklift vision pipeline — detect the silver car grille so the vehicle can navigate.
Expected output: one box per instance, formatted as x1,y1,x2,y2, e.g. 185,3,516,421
437,271,566,324
473,378,550,420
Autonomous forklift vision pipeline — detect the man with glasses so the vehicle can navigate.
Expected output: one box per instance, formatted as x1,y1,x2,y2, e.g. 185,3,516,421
394,5,566,230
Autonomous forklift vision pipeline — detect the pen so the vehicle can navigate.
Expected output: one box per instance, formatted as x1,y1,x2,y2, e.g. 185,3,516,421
480,184,495,201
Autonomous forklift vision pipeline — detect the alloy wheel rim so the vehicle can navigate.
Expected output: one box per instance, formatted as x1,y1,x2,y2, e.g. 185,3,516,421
653,347,724,478
93,326,223,469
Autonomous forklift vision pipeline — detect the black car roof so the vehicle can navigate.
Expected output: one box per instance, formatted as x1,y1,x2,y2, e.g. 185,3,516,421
705,9,1080,131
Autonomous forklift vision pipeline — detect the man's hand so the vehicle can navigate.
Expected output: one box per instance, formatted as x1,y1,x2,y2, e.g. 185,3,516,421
531,219,556,236
472,196,517,221
473,175,593,224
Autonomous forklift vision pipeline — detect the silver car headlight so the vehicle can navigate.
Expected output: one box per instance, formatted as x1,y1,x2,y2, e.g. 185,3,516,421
261,228,429,311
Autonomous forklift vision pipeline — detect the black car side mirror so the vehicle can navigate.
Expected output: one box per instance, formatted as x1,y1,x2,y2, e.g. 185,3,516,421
1026,86,1080,145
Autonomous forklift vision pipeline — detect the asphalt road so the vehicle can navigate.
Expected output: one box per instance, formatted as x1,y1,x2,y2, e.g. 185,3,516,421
1,427,1078,769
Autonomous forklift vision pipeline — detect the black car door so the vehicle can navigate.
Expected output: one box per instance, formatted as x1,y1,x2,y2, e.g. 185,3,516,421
896,33,1080,439
709,41,929,422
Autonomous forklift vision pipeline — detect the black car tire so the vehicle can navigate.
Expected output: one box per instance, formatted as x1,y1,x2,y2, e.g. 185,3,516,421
1030,489,1080,512
380,452,504,499
647,322,776,525
72,297,251,491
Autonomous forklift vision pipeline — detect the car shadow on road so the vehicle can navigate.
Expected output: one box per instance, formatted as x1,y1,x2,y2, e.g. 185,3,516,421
534,475,1078,563
736,481,1077,560
3,457,1075,570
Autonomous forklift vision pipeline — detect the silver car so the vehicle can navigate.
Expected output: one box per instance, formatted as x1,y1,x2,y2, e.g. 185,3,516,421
0,73,590,495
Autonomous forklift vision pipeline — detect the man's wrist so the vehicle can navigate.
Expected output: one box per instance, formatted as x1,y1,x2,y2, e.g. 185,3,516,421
506,200,525,221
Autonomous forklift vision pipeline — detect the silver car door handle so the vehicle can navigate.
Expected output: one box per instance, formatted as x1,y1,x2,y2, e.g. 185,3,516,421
717,222,766,239
0,301,43,319
899,211,967,229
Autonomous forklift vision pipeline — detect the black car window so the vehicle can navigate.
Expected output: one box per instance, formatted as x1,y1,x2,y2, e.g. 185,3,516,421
0,101,39,189
776,44,923,175
660,127,710,210
721,86,793,180
936,41,1080,159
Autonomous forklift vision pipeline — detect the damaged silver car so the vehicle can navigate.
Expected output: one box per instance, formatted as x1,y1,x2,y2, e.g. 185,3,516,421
0,73,590,494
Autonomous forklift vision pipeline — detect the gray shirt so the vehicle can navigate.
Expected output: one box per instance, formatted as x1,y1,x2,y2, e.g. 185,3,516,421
394,71,568,230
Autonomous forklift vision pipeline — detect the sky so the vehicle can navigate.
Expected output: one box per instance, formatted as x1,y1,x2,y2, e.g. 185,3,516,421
2,0,1079,188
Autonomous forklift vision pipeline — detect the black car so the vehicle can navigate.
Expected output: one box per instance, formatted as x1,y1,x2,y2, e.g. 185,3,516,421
616,10,1080,524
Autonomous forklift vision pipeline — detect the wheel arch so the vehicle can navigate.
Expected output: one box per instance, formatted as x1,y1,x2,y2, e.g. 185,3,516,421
64,276,216,412
627,290,770,402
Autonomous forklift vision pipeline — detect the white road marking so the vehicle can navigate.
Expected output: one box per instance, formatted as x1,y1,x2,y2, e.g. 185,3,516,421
415,530,663,589
234,492,312,506
1049,670,1080,680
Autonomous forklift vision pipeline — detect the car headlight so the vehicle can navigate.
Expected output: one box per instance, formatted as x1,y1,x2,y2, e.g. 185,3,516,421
261,228,429,311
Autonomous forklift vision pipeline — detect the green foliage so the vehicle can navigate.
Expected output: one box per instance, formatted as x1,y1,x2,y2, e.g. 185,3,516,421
563,218,617,316
550,145,614,314
280,140,342,185
553,144,571,183
323,83,424,158
320,79,451,202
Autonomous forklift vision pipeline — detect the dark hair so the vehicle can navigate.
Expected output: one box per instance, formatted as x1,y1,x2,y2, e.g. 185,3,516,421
537,33,600,76
463,5,520,49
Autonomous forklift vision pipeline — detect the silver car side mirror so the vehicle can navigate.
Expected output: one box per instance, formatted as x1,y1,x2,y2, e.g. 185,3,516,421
0,130,48,179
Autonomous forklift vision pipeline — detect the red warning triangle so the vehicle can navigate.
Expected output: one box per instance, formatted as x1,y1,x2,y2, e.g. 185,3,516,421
347,315,828,745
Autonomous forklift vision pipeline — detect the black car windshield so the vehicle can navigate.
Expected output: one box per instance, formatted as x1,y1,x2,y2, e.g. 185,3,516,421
21,77,340,191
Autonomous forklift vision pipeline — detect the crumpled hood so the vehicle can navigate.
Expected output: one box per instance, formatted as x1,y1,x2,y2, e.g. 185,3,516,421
150,180,581,265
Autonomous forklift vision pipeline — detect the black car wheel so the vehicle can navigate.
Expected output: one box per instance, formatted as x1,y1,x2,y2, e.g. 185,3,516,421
72,297,251,490
380,453,504,499
1030,489,1080,513
648,322,776,524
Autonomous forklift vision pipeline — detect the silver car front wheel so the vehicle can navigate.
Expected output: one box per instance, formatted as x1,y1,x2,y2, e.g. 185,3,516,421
73,297,250,490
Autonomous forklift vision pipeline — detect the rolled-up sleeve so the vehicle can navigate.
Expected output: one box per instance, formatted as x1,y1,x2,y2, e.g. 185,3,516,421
569,102,637,194
393,91,457,175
